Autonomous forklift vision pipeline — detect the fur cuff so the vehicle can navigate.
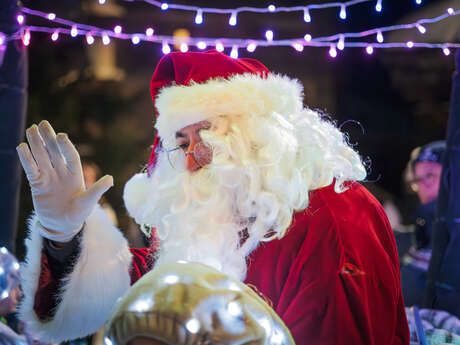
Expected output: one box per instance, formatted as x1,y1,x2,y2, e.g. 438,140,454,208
155,73,304,141
19,205,132,343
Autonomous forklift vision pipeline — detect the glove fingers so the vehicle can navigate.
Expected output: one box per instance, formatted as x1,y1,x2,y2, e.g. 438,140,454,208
77,175,113,208
56,133,82,175
25,124,53,172
38,121,66,173
16,143,40,182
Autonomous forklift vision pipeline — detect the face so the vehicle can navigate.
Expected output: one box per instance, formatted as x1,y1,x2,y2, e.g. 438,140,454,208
0,285,22,315
175,121,212,172
412,161,442,204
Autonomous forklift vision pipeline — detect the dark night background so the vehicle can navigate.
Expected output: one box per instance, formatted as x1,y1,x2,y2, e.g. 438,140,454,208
15,0,457,258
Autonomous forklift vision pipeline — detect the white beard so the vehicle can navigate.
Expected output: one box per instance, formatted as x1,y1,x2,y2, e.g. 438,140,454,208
124,109,367,281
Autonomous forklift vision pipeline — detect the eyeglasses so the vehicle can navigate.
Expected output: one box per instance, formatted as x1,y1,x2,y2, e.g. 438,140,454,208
409,172,440,192
160,141,213,170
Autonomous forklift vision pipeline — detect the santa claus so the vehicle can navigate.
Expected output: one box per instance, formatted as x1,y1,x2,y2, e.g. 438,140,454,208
16,50,409,345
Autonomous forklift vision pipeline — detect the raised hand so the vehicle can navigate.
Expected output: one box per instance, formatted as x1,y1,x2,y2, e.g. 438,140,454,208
16,121,113,243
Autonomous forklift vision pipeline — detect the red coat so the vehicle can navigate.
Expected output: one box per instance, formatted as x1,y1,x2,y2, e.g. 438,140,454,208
35,182,409,345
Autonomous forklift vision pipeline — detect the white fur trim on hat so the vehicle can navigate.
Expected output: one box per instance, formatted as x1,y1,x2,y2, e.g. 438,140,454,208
154,73,304,141
19,205,132,343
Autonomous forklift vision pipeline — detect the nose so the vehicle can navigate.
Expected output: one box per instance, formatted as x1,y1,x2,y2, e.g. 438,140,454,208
185,140,201,172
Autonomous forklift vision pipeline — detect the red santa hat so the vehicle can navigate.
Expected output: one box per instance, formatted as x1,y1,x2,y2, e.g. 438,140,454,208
124,50,304,220
147,49,303,175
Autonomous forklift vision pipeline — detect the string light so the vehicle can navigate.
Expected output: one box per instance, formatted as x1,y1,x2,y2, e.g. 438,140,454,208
247,42,257,52
114,25,122,34
70,25,78,37
375,0,382,12
99,0,106,4
366,45,374,54
339,5,347,20
230,45,238,58
337,35,345,50
17,14,25,24
197,41,207,49
118,0,381,21
265,29,274,41
415,0,422,5
229,11,237,26
329,44,337,58
215,42,224,52
47,13,56,20
13,6,460,57
303,8,311,23
195,9,203,24
443,47,450,56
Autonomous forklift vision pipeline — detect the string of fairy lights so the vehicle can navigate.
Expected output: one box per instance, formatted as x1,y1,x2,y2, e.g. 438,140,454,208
0,1,459,59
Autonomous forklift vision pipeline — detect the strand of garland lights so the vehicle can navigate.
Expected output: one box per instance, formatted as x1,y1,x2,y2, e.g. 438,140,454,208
111,0,385,25
3,7,458,58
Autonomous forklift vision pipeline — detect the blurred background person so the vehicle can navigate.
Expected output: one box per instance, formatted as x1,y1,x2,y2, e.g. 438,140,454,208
399,141,446,307
0,247,27,345
82,160,118,227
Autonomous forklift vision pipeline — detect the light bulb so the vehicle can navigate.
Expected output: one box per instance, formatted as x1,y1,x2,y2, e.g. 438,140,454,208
131,35,140,44
265,30,274,41
162,41,171,54
102,32,110,45
114,25,122,34
17,14,24,24
329,45,337,58
303,8,311,22
293,43,304,52
443,47,451,56
366,45,374,55
146,28,154,37
197,41,207,49
268,4,276,12
447,8,454,15
415,0,422,4
337,35,345,50
375,0,382,12
230,46,238,59
99,0,106,4
229,11,237,26
161,3,168,10
47,13,56,20
416,24,426,34
339,5,347,20
180,42,188,52
247,42,257,52
376,31,384,43
71,25,78,37
304,33,312,42
86,33,94,45
23,29,30,46
216,42,224,52
195,9,203,24
51,30,59,41
407,41,414,48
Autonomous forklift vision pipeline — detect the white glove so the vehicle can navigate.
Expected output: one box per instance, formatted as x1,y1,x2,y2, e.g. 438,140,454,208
16,120,114,242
